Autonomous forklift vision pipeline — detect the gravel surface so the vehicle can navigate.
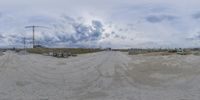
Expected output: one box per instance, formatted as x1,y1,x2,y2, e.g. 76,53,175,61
0,51,200,100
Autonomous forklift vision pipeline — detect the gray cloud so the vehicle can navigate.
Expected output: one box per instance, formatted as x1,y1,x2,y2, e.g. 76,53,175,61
0,34,4,38
146,15,177,23
192,12,200,19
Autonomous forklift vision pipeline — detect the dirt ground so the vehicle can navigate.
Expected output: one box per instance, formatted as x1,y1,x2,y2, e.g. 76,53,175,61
0,51,200,100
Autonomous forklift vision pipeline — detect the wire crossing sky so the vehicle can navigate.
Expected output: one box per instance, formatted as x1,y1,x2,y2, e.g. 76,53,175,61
0,0,200,48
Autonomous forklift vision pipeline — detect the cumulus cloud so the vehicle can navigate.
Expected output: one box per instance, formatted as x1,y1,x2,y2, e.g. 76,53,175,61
23,15,107,48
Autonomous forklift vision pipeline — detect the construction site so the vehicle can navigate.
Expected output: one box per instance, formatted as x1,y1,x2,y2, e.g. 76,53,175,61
0,23,200,100
0,20,200,100
2,0,200,100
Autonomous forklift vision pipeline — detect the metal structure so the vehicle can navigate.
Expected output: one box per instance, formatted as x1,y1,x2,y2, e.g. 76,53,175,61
177,48,186,55
25,25,48,48
22,37,26,54
23,37,26,50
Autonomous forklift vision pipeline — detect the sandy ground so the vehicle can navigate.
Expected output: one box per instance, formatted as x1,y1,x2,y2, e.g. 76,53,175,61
0,51,200,100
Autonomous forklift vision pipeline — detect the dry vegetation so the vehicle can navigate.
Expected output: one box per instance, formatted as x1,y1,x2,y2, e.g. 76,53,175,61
127,48,199,56
140,52,175,56
26,48,103,54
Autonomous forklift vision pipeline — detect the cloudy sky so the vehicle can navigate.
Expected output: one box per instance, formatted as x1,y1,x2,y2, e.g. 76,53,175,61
1,0,200,48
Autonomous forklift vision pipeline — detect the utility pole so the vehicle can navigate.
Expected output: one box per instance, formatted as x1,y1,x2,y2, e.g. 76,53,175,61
23,37,26,55
25,25,48,48
23,37,26,49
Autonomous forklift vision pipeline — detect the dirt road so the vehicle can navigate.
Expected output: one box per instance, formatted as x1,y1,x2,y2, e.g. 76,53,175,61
0,51,200,100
